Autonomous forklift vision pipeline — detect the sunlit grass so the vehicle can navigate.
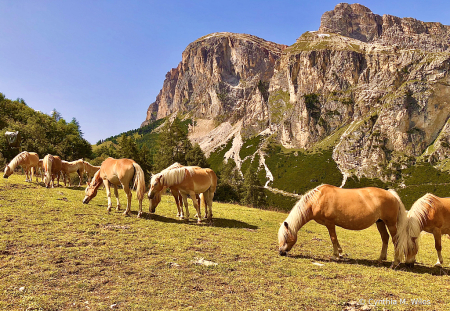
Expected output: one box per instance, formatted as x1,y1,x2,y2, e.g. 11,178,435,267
1,174,450,310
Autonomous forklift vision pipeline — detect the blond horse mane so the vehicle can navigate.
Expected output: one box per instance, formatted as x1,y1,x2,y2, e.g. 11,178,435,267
397,193,438,259
152,166,197,187
285,185,322,233
7,151,29,170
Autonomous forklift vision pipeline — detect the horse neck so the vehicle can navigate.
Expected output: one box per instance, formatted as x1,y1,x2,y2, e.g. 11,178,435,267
8,152,26,170
285,199,313,234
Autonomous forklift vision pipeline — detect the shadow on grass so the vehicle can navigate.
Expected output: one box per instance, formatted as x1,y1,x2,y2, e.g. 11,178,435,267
289,253,450,275
133,211,258,229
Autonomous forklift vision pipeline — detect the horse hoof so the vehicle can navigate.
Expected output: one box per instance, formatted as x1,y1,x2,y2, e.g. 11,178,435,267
435,262,442,268
332,256,340,261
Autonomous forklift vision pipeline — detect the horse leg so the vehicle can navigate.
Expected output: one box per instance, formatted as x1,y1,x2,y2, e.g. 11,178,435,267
180,193,190,220
376,221,390,262
326,224,343,260
386,224,401,268
189,191,202,223
113,185,120,211
123,184,133,217
171,188,182,218
104,180,112,212
433,228,443,267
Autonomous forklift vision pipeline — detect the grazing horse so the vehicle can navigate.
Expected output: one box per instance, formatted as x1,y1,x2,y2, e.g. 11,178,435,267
397,194,450,267
61,159,85,186
149,163,201,219
278,184,407,267
82,157,146,217
43,154,62,188
83,161,100,183
3,151,39,182
148,166,217,223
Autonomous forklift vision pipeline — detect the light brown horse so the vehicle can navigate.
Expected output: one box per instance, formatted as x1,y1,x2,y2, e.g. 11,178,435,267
278,184,407,267
148,166,217,223
82,157,146,217
43,154,62,188
397,194,450,267
149,163,201,219
83,161,100,183
61,159,84,186
3,151,39,182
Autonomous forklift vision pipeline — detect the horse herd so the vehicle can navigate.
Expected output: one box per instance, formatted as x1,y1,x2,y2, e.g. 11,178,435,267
2,151,449,269
2,151,218,224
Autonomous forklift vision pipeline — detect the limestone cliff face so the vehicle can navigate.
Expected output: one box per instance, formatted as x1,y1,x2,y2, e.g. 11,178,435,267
142,4,450,181
142,32,286,130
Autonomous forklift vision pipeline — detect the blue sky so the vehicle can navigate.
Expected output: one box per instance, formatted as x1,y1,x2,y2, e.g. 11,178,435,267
1,1,449,144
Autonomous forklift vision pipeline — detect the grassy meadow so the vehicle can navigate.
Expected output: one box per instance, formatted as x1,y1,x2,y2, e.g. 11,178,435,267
1,174,450,310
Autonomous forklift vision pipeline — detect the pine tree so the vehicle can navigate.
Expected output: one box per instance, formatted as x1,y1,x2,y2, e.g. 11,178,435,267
214,159,243,203
242,165,266,207
154,121,174,172
186,143,209,167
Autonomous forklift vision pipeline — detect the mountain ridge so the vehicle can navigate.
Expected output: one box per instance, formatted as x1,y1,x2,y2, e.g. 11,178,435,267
141,3,450,183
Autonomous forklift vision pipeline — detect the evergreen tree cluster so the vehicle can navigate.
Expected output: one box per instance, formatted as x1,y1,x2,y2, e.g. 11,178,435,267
214,158,266,208
0,93,92,164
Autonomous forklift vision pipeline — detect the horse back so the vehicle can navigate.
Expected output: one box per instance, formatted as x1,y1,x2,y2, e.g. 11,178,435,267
100,158,135,184
315,185,399,229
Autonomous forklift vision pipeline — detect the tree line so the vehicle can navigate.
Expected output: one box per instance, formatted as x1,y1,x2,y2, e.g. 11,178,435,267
0,94,92,164
1,94,266,209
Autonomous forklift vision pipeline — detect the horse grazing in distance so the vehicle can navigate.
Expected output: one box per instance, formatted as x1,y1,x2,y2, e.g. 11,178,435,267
83,157,146,217
61,159,84,186
3,151,39,182
43,154,62,188
83,161,100,183
149,163,201,219
278,184,407,268
397,193,450,267
148,166,217,223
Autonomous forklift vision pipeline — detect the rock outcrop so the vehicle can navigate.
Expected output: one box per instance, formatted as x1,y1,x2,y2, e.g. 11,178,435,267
142,4,450,181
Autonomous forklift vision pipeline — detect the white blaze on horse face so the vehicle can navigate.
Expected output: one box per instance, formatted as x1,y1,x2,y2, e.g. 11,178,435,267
3,166,11,178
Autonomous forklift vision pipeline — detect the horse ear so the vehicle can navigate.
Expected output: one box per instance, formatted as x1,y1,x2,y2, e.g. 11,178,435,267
284,221,289,229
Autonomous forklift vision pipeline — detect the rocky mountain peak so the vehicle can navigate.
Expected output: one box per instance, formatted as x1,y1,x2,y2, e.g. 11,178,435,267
319,3,450,51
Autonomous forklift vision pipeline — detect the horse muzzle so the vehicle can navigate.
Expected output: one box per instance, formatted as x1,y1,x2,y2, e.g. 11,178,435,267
279,250,287,256
82,197,90,204
3,175,8,179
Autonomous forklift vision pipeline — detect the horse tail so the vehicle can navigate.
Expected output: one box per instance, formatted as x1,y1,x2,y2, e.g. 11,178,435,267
388,189,408,262
132,162,145,201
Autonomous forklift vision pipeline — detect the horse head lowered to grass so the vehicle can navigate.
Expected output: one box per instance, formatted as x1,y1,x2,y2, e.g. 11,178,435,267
148,166,217,223
3,151,39,182
278,184,407,267
83,157,146,217
148,163,201,219
397,193,450,268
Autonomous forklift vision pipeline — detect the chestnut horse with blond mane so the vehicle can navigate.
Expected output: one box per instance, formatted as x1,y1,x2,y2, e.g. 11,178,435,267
278,184,407,267
397,193,450,267
148,166,217,223
149,163,201,219
3,151,39,182
61,159,84,186
43,154,62,188
82,157,146,217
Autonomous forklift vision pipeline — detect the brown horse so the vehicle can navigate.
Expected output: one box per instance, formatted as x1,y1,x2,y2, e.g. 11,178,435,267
3,151,39,182
43,154,62,188
82,157,146,217
148,166,217,223
83,161,100,183
278,184,407,267
397,194,450,267
61,159,84,186
149,163,201,219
